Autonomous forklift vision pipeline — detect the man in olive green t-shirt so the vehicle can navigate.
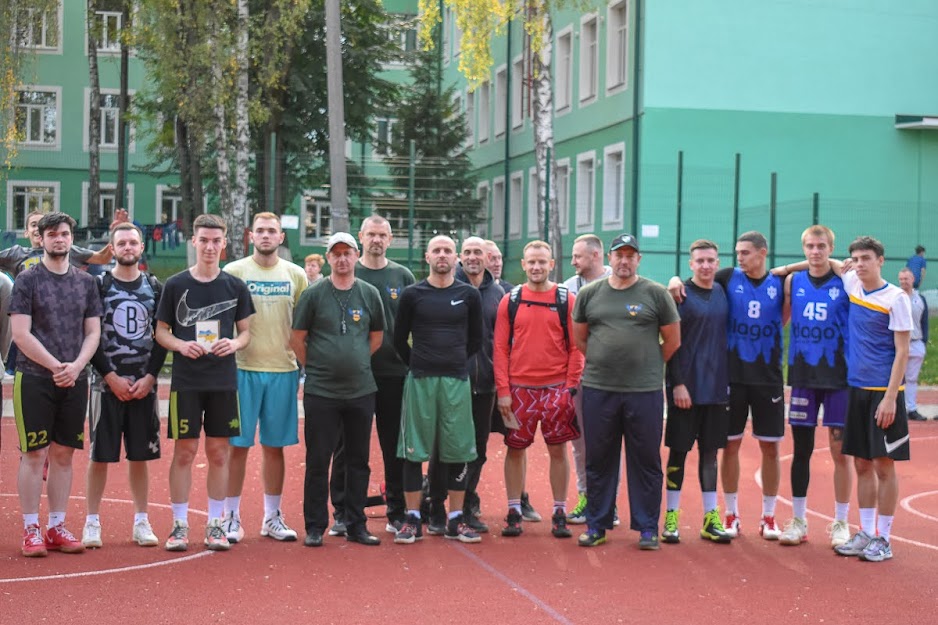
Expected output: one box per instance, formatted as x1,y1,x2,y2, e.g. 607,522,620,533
572,233,681,550
290,232,385,547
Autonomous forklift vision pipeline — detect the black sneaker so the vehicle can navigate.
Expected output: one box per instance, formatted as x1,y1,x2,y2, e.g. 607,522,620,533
327,518,347,537
638,530,660,551
520,492,542,522
551,510,572,538
463,511,489,534
501,509,523,537
445,514,482,543
426,511,447,536
578,529,606,547
393,513,423,544
909,410,926,421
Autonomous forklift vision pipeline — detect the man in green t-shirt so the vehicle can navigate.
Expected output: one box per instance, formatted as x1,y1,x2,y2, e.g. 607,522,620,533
290,232,385,547
572,233,681,550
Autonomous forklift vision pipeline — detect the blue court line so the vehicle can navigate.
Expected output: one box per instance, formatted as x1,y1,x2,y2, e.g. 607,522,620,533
453,543,577,625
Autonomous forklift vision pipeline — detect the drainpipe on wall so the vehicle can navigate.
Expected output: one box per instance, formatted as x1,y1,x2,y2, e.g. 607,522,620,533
503,19,513,260
629,0,643,235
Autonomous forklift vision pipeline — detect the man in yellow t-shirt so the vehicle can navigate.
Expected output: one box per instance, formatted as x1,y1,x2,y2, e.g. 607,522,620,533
221,212,308,543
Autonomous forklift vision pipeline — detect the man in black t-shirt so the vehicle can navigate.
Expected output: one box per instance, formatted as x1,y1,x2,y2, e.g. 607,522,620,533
156,214,254,552
10,212,103,558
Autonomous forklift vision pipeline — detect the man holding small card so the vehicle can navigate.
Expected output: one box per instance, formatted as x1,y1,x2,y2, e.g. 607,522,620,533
155,214,255,552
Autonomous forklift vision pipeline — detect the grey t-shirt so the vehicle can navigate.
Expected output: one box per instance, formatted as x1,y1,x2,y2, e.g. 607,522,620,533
572,276,680,393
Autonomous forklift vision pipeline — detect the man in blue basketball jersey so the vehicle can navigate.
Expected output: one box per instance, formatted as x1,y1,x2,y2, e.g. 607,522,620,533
834,237,911,562
670,231,787,540
774,225,852,548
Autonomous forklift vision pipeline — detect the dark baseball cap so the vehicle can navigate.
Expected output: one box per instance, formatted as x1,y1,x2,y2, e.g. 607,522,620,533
609,233,639,253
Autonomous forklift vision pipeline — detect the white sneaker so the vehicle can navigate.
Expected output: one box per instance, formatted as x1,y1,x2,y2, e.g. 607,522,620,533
222,510,244,544
759,515,781,540
778,517,808,545
133,518,159,547
827,519,850,548
260,510,298,541
82,520,103,548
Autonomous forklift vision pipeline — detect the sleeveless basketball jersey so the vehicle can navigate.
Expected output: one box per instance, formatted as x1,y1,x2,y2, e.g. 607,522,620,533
726,268,783,385
787,271,848,389
99,274,158,381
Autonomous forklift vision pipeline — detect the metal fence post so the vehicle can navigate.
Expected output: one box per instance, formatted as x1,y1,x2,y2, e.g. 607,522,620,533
812,192,819,225
769,172,777,268
407,139,416,270
732,153,741,243
675,150,683,277
544,147,551,242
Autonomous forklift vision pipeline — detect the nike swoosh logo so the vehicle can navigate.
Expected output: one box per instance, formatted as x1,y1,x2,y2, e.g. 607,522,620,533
771,396,783,404
884,434,909,454
176,290,239,327
450,299,464,306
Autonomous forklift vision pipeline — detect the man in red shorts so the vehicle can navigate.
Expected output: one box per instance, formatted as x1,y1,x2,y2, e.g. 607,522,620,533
493,240,584,538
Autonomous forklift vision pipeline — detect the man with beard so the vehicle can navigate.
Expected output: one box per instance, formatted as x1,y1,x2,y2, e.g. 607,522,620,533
221,213,308,543
82,223,168,549
11,212,103,557
393,235,483,544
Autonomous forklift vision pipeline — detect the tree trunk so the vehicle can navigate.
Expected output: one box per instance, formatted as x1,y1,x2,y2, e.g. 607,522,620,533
189,131,204,229
325,0,349,232
176,117,195,234
256,128,269,214
116,0,130,215
211,37,233,238
229,0,250,259
87,1,101,229
531,9,561,279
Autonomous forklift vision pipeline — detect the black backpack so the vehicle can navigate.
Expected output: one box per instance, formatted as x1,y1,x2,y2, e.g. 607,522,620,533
506,284,570,350
98,270,162,303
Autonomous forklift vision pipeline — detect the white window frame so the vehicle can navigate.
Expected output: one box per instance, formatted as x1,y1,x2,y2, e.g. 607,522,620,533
527,167,540,236
301,191,332,245
578,13,599,105
442,6,451,64
475,182,489,238
554,26,573,113
602,143,626,227
477,81,490,144
606,0,629,93
511,54,524,130
576,151,596,231
509,171,523,238
465,87,475,147
83,87,137,152
494,65,507,138
81,181,135,226
14,86,61,150
372,116,397,157
555,158,572,234
95,9,123,53
491,176,505,239
156,184,182,223
6,180,60,233
14,1,63,53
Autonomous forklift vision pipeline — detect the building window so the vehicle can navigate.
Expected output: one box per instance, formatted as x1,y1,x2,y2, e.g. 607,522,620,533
465,88,475,147
556,159,571,234
527,168,539,236
509,172,522,238
511,56,524,130
15,89,58,147
14,3,60,50
7,182,59,231
301,194,332,243
607,1,629,91
93,7,124,52
99,93,121,148
555,28,573,112
491,178,505,239
442,7,451,63
603,144,625,226
373,117,397,156
81,182,134,226
579,15,599,103
475,183,489,237
477,81,490,144
157,186,182,223
576,152,596,230
494,67,507,138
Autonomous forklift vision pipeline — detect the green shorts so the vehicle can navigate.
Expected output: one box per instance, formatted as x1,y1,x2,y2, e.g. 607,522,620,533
397,374,477,463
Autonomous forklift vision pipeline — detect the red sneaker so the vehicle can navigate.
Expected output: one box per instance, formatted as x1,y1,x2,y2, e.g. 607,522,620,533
45,523,85,553
23,524,48,558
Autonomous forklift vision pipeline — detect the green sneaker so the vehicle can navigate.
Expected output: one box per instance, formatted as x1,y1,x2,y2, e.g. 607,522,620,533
662,509,680,544
700,509,733,543
567,493,587,524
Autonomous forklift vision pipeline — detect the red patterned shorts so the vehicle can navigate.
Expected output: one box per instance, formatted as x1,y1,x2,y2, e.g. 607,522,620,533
505,385,579,449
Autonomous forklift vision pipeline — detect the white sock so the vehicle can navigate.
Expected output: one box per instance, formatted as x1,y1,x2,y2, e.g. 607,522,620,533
724,492,738,515
264,494,282,519
48,511,65,528
702,491,718,514
792,497,807,520
171,502,189,523
134,512,148,524
407,509,421,520
834,501,849,522
86,514,101,525
762,495,777,518
208,498,225,521
447,510,462,520
666,490,681,511
859,507,876,534
224,496,241,516
877,514,894,541
23,513,40,528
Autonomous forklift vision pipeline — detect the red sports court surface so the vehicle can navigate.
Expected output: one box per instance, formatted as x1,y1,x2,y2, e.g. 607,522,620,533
1,412,937,624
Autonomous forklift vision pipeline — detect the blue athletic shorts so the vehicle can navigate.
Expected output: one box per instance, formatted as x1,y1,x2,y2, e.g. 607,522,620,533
788,387,848,428
231,369,300,448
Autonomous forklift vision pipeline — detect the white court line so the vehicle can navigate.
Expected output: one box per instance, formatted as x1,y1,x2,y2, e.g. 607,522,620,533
0,495,213,584
754,435,938,552
900,490,938,523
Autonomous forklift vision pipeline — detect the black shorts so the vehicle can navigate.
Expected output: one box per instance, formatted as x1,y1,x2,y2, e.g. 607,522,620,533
729,383,785,441
90,391,161,462
168,390,241,440
13,372,89,452
842,387,910,461
665,402,729,453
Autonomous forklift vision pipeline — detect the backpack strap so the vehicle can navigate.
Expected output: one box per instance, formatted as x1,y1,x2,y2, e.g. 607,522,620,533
507,284,570,351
